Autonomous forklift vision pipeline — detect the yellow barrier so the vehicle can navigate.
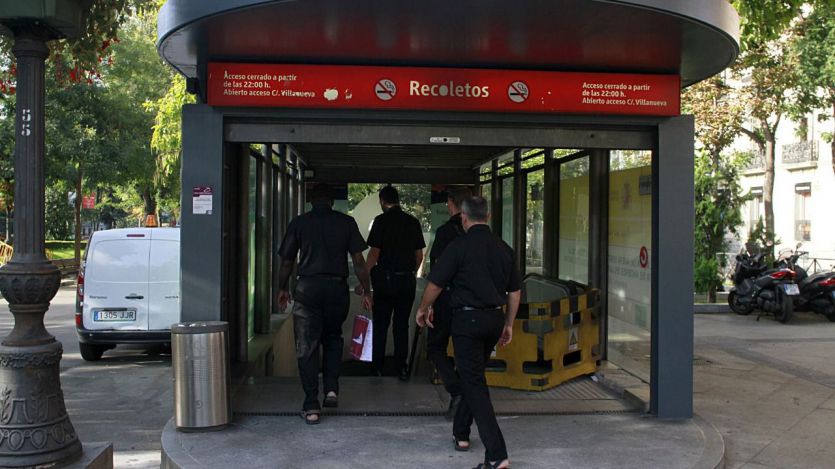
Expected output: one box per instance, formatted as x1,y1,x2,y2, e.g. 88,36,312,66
439,289,601,391
485,289,600,391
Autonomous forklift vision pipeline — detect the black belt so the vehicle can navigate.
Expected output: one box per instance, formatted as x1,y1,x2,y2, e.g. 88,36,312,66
298,275,347,280
376,269,415,276
454,306,502,312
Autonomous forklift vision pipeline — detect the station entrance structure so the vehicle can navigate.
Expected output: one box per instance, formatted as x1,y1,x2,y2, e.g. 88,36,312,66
158,0,740,419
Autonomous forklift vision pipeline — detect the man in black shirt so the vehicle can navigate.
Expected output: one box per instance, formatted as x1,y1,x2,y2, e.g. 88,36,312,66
365,185,426,380
277,183,372,425
427,186,472,420
417,196,520,469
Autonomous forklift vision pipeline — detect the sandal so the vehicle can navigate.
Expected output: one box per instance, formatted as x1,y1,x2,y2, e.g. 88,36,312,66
300,410,321,425
323,392,338,408
473,460,509,469
453,436,470,452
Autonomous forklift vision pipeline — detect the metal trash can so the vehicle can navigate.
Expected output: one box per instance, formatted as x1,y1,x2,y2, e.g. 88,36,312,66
172,321,230,431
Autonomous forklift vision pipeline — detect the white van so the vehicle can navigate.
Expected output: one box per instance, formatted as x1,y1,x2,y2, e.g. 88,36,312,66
75,227,180,361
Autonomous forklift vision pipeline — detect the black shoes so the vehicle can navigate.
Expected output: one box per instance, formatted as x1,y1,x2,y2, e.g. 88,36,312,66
445,394,462,421
323,392,338,408
398,365,411,381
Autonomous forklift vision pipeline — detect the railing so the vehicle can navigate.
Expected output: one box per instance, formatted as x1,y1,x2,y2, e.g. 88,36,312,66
799,256,835,274
782,141,818,165
0,241,12,265
742,149,766,171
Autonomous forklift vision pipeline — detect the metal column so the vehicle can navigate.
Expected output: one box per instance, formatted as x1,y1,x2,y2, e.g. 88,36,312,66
180,104,225,322
652,116,695,419
512,149,526,271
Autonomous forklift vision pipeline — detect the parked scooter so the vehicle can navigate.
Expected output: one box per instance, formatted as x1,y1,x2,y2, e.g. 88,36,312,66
728,249,799,323
776,247,835,322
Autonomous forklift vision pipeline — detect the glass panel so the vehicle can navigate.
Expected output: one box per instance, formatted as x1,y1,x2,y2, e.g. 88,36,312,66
481,183,491,202
526,169,545,274
558,158,589,283
606,151,652,382
247,157,257,340
501,177,514,245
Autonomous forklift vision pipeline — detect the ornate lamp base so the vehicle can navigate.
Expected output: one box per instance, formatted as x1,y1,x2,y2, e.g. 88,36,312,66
0,263,82,467
0,342,82,468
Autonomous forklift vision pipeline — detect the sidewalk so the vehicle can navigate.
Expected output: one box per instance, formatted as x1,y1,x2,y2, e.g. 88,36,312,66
161,375,723,469
693,311,835,469
160,309,835,469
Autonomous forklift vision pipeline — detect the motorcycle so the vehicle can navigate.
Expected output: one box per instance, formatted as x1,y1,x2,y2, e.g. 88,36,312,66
776,248,835,322
727,249,799,323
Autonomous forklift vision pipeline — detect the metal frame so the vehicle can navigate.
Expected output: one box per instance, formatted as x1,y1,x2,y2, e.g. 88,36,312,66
179,105,695,418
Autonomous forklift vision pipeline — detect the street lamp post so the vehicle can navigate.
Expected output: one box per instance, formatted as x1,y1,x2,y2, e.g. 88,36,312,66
0,2,90,466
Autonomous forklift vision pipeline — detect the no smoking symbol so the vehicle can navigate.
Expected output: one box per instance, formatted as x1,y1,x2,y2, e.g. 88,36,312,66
375,79,396,101
508,81,529,103
639,246,649,269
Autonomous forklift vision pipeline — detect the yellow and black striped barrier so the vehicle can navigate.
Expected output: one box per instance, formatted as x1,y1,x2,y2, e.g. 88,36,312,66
482,289,601,391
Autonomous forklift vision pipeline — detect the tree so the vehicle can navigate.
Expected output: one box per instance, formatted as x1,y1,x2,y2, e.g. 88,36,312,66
729,0,805,239
102,9,176,220
733,37,799,237
791,2,835,174
44,79,138,260
683,75,745,167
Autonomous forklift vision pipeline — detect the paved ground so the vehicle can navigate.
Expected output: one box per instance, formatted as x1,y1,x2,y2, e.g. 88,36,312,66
1,285,835,468
694,311,835,469
0,284,171,468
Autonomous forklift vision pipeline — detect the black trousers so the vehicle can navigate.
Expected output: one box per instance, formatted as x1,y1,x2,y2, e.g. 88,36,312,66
426,289,461,396
292,277,349,411
451,308,508,462
371,268,416,373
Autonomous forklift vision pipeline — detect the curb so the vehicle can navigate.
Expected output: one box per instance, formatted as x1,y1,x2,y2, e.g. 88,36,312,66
694,304,730,314
693,414,726,469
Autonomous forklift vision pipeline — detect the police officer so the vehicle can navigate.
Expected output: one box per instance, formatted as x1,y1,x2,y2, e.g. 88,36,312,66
276,183,372,425
365,185,426,379
416,196,520,469
427,186,472,420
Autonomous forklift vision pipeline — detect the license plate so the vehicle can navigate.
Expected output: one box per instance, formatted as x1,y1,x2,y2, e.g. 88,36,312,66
783,284,800,295
93,309,136,321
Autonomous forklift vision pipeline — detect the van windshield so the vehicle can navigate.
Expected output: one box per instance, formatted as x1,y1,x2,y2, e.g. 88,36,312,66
87,239,150,283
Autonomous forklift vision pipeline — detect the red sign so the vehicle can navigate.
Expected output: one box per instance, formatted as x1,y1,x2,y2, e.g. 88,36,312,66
207,63,680,116
81,195,96,209
640,246,649,269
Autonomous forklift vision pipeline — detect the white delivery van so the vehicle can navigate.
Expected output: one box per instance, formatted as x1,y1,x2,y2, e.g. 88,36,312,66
75,227,180,361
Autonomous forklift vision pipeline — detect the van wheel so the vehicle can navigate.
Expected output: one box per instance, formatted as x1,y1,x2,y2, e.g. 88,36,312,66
79,343,105,361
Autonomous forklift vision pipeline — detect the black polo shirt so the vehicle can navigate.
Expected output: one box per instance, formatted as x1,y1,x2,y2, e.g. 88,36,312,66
367,206,426,272
278,204,367,278
429,213,464,268
427,224,521,309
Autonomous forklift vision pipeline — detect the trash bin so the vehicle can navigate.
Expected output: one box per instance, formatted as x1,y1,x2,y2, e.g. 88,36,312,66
172,321,230,431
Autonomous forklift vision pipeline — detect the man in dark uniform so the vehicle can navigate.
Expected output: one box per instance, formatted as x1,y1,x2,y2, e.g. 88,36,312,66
365,185,426,380
416,196,520,469
277,183,372,425
427,186,472,420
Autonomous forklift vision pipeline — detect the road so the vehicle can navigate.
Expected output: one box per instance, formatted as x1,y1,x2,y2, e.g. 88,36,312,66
0,284,171,468
2,284,835,468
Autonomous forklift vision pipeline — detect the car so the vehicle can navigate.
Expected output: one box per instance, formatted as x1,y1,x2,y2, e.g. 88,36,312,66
75,227,180,361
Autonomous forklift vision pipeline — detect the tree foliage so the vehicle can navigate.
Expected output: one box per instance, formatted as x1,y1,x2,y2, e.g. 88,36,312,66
683,75,745,165
791,2,835,172
694,151,748,299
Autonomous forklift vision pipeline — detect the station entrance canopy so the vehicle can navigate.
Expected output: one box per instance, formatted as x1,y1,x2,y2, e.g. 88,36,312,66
158,0,739,92
157,0,740,420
